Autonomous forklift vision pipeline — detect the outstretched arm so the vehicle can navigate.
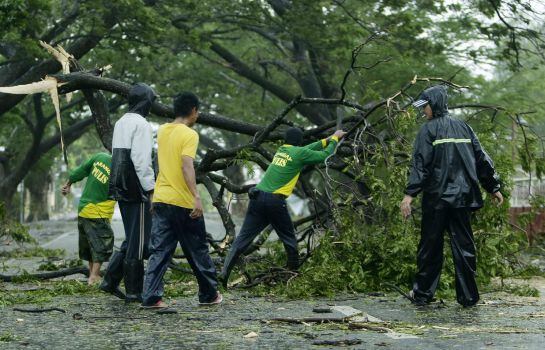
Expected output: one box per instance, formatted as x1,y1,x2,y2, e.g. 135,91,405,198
303,139,328,151
62,155,95,195
300,130,346,165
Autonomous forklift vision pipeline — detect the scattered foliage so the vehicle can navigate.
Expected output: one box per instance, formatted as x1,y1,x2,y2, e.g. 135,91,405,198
0,203,35,245
0,280,97,307
0,247,65,259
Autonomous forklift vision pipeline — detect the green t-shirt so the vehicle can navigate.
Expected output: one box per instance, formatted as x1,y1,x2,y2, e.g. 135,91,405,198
256,137,338,197
69,152,115,219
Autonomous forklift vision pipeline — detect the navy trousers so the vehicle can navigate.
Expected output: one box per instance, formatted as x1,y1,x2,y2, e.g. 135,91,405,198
142,203,218,305
412,207,479,306
221,190,299,282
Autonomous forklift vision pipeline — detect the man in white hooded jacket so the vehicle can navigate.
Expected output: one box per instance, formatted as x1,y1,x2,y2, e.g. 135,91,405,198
99,83,156,303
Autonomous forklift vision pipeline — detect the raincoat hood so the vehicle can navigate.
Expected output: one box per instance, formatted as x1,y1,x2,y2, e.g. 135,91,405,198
417,85,449,118
128,83,157,118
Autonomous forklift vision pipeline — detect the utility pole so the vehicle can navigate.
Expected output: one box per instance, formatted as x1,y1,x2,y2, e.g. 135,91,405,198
19,179,25,223
511,119,516,162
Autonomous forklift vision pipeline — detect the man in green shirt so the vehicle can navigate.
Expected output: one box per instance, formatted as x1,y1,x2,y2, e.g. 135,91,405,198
61,153,116,286
219,127,346,287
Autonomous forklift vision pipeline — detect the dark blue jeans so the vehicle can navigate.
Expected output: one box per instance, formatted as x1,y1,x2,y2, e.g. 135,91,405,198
142,203,218,305
221,190,299,282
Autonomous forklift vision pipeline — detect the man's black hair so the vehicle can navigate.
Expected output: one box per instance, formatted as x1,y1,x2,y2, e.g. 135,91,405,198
284,127,304,146
173,92,200,117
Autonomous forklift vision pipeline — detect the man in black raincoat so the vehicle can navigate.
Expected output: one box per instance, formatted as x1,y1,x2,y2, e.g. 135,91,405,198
400,85,503,307
99,83,157,302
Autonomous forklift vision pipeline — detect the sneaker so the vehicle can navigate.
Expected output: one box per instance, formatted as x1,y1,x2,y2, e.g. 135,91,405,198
199,292,223,306
140,300,169,309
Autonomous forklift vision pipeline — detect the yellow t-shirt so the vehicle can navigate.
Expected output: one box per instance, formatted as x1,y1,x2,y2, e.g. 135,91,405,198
153,123,199,209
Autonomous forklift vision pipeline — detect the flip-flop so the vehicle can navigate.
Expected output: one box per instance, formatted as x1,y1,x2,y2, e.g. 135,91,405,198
140,301,169,309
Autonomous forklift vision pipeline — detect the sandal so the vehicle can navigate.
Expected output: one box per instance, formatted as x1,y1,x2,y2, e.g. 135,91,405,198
140,300,169,309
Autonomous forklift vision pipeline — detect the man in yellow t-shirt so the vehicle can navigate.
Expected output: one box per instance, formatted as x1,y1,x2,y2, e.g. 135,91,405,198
142,92,222,309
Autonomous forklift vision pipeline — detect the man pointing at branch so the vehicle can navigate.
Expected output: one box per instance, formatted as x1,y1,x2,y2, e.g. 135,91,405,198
400,85,503,307
219,127,346,287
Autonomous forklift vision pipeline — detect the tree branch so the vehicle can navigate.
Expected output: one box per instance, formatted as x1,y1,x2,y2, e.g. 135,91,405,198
0,266,89,282
0,10,117,117
199,175,237,248
54,71,266,136
207,173,255,194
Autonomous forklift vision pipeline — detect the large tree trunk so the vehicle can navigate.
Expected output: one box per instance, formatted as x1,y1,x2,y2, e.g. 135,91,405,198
25,171,52,222
0,186,18,218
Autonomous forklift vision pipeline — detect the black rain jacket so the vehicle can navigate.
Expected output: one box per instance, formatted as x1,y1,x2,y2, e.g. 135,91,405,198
405,85,500,210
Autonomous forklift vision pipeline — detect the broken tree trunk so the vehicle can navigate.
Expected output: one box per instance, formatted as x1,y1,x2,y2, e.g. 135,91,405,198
0,266,89,282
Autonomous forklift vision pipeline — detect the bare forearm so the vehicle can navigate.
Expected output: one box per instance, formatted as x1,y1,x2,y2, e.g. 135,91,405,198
182,162,200,199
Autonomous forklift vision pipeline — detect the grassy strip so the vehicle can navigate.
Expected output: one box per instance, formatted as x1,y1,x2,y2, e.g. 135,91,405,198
0,247,66,259
0,280,99,307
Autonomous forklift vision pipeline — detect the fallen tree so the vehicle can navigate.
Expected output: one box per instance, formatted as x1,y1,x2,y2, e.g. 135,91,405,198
1,34,542,298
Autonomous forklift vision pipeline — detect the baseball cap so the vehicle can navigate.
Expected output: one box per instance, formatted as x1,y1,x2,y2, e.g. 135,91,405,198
412,98,429,108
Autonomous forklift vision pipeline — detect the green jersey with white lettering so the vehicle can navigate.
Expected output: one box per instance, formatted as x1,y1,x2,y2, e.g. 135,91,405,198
256,137,338,197
69,152,116,219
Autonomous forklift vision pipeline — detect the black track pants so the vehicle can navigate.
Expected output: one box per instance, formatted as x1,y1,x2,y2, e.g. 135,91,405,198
102,201,151,288
221,191,299,282
412,207,479,306
118,201,152,260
